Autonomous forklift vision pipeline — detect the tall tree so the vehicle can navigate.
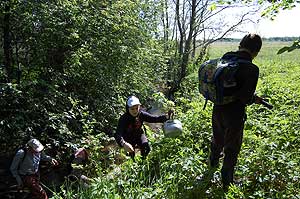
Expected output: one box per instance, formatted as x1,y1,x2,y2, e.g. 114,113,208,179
0,0,165,148
160,0,259,100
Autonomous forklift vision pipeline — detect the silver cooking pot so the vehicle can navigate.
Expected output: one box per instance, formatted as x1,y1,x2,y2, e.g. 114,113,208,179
163,119,182,138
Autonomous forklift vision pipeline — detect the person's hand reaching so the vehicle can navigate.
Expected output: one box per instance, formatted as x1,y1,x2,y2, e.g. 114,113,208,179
123,142,134,153
167,109,175,119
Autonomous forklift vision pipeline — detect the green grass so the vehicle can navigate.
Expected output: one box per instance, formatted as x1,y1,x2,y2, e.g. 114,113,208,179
51,41,300,198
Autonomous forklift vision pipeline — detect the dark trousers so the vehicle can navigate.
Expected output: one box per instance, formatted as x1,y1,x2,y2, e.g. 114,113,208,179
127,134,151,159
210,102,246,186
23,173,48,199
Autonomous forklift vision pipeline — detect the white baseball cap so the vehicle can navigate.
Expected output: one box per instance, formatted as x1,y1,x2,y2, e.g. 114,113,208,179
127,96,141,107
27,138,44,152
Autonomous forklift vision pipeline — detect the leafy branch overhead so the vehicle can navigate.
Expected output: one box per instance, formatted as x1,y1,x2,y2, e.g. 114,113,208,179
261,0,299,19
277,39,300,54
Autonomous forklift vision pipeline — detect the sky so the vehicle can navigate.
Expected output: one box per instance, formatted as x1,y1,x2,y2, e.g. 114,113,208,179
227,5,300,39
255,5,300,38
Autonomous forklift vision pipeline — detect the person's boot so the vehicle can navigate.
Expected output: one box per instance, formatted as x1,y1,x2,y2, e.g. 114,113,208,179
208,156,219,169
195,157,219,185
141,142,151,158
221,167,234,192
127,152,135,161
209,151,224,169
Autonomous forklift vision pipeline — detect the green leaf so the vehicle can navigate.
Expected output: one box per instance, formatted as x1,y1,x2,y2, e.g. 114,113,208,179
277,40,300,54
277,46,289,54
209,3,217,11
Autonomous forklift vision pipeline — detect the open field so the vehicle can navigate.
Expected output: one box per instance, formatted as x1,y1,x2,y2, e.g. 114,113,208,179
209,41,300,59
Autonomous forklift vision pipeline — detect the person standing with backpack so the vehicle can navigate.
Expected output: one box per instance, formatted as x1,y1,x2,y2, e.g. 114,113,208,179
207,34,264,191
10,138,58,199
115,96,173,160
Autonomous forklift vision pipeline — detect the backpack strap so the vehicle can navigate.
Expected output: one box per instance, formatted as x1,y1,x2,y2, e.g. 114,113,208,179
235,59,254,65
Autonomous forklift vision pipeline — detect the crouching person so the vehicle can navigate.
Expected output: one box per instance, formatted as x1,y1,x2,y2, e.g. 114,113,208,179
10,138,59,199
115,96,173,160
68,148,91,187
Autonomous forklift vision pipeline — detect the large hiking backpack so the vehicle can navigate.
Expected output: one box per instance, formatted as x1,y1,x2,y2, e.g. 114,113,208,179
198,57,252,109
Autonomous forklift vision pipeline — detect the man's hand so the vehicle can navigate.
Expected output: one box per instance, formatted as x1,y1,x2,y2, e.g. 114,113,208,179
167,109,175,120
254,95,273,109
254,95,263,104
123,142,134,153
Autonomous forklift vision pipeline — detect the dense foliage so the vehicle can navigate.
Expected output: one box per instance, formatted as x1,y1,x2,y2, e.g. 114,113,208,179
0,0,167,153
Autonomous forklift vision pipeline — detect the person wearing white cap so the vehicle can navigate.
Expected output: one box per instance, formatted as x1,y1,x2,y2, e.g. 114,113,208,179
115,96,173,159
10,138,59,199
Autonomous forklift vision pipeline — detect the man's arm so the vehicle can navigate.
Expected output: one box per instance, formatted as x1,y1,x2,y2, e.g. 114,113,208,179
140,111,168,123
41,152,58,166
235,65,259,105
115,116,134,153
115,116,127,147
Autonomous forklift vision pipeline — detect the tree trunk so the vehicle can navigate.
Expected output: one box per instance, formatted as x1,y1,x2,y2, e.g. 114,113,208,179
176,0,184,56
167,0,196,100
162,0,170,53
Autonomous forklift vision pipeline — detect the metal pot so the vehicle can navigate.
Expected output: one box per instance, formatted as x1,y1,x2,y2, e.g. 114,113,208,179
163,119,182,138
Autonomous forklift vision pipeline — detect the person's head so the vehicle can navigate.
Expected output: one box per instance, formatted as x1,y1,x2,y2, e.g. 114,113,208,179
126,96,141,117
26,138,44,153
73,148,89,165
239,33,262,59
